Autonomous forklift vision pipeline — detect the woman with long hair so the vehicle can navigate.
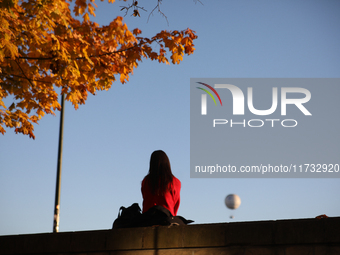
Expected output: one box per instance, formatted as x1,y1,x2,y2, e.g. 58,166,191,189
141,150,181,216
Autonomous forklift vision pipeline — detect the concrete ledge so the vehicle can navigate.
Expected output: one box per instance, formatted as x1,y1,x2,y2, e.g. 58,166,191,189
1,217,339,255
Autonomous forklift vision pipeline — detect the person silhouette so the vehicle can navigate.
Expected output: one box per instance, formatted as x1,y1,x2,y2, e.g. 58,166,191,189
141,150,181,216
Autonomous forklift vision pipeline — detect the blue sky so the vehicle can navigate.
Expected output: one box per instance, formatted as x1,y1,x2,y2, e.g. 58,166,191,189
1,0,339,235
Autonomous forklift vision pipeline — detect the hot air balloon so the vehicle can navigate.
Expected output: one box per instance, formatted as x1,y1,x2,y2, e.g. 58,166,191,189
225,194,241,220
225,194,241,210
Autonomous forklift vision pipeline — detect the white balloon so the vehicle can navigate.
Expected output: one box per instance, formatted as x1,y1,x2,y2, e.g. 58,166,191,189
225,194,241,209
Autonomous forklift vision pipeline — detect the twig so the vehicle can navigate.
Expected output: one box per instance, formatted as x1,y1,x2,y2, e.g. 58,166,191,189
0,73,53,84
120,0,147,17
14,59,35,88
148,0,169,26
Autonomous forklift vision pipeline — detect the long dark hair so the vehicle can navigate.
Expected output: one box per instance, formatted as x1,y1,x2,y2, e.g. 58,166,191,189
145,150,174,195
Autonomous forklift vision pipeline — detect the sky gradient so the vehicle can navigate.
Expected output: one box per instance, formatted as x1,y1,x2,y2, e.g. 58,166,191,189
1,0,339,235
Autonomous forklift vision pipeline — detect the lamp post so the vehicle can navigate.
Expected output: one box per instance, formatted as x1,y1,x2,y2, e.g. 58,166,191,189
53,93,65,233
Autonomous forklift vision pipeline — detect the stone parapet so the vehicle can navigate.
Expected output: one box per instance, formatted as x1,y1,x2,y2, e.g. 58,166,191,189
1,217,339,255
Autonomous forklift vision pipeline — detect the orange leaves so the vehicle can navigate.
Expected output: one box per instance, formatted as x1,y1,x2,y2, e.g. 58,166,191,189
88,3,97,17
0,0,197,138
120,73,127,84
144,28,197,65
1,109,36,139
133,28,142,35
74,0,87,16
83,12,90,22
183,28,197,55
0,6,19,61
66,85,87,110
73,0,98,22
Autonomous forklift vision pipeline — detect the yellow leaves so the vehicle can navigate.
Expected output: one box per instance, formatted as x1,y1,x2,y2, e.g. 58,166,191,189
30,115,39,124
0,126,5,135
0,99,6,109
74,0,87,16
65,83,89,109
1,108,36,139
118,65,130,84
51,99,61,111
145,29,197,65
171,52,184,65
125,30,135,41
120,73,126,83
0,1,197,138
84,12,90,22
0,10,19,61
1,39,18,60
88,3,96,17
82,49,94,66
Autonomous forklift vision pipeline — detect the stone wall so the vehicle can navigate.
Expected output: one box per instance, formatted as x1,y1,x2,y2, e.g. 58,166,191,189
1,217,339,255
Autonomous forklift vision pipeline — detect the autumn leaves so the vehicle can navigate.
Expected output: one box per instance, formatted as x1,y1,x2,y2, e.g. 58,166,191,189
0,0,197,138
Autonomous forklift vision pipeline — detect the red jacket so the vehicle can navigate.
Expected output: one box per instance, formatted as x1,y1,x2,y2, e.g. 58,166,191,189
141,176,181,216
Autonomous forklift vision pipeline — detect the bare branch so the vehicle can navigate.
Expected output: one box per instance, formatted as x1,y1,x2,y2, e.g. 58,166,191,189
194,0,204,5
120,0,147,17
148,0,169,26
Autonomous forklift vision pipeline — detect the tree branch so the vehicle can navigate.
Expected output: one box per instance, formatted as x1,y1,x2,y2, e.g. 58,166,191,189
120,0,147,17
14,60,35,88
4,41,151,61
148,0,169,26
0,73,53,84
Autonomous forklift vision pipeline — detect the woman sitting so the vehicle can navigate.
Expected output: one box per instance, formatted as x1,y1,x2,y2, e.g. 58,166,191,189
141,150,181,216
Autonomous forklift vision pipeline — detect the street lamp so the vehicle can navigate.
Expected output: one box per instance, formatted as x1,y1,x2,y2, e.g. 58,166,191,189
53,93,65,233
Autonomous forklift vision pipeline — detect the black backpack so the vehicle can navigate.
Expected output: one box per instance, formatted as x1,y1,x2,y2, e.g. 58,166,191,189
112,203,142,228
112,203,193,228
